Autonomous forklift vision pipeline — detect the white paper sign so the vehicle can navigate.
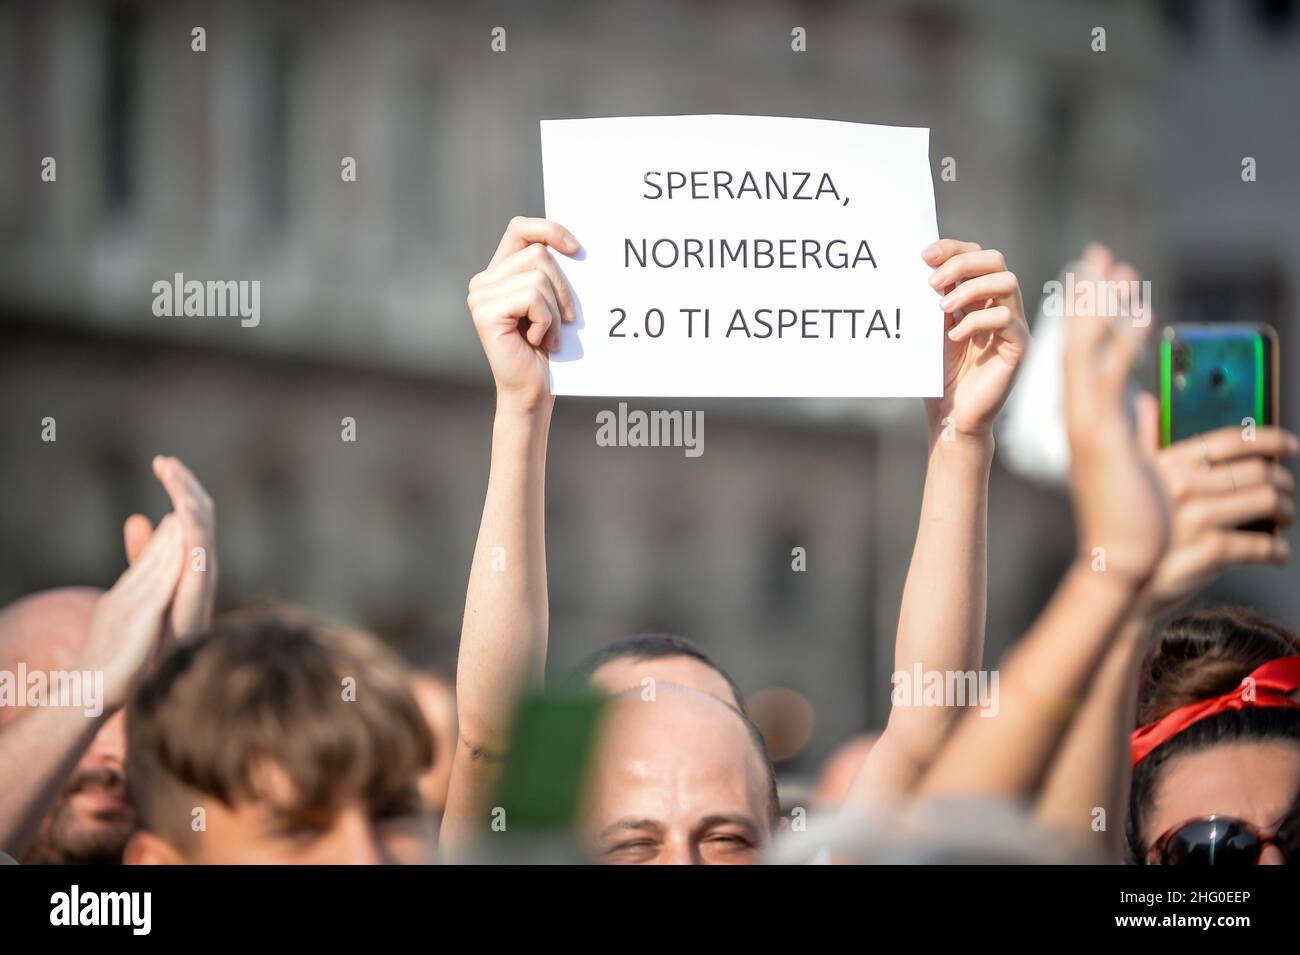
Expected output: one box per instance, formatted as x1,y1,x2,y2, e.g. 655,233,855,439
539,115,941,398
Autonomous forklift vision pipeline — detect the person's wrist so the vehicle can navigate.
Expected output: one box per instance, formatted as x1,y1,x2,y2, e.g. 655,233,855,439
924,401,995,450
493,391,553,454
928,421,996,459
950,427,995,450
923,397,947,438
1067,550,1153,597
495,387,554,422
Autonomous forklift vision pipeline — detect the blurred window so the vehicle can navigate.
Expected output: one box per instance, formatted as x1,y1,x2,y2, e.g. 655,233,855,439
103,3,140,213
1175,268,1286,330
260,31,293,225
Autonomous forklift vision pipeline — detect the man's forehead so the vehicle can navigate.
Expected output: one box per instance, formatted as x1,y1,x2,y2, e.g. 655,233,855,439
589,754,767,836
595,687,769,801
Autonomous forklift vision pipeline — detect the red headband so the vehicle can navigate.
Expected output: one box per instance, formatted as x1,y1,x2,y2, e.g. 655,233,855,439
1130,655,1300,767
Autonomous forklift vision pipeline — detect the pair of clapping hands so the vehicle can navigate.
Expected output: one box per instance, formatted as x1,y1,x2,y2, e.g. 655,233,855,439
77,456,218,713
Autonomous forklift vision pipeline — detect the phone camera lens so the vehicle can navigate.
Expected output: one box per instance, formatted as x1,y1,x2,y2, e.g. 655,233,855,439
1210,366,1229,390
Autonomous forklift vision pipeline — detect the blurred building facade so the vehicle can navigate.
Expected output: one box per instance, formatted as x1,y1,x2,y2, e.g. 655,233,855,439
1,0,1296,771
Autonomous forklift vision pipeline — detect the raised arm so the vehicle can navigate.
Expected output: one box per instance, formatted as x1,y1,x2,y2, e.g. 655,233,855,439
918,269,1170,802
440,217,579,855
848,239,1028,808
1033,615,1149,860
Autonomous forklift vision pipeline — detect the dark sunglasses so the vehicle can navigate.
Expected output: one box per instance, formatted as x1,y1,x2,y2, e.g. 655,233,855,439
1145,812,1297,865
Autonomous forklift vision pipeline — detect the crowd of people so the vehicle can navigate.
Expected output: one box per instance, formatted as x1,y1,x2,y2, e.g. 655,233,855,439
1,218,1297,865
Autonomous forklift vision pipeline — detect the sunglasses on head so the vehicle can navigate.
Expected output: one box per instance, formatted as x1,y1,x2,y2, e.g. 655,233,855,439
1145,811,1297,865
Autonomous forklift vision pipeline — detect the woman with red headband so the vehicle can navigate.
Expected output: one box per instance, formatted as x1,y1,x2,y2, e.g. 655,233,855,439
1120,354,1298,865
886,249,1298,866
1126,609,1300,864
1023,248,1300,864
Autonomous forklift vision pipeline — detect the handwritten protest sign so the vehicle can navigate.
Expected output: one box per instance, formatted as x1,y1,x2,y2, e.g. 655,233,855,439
539,115,941,398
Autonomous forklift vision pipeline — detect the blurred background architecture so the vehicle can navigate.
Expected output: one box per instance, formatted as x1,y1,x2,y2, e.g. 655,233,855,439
2,0,1297,778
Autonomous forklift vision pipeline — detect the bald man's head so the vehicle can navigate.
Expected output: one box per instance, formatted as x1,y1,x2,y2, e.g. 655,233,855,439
581,684,779,865
0,588,102,727
0,588,103,732
0,587,134,864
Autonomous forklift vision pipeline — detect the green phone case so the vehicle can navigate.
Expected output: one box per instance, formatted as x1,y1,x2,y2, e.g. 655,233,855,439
1159,323,1278,447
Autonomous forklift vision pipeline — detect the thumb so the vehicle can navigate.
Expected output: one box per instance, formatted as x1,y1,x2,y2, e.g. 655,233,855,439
119,514,184,606
1135,391,1161,458
123,514,155,565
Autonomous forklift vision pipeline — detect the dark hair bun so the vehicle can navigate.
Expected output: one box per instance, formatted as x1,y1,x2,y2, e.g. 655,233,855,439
1138,606,1300,724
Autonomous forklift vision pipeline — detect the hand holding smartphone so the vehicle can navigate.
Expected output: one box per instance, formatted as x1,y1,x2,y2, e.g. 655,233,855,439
1160,323,1283,533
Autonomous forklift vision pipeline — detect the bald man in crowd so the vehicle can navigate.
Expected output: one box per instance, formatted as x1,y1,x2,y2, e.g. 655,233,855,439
0,456,215,863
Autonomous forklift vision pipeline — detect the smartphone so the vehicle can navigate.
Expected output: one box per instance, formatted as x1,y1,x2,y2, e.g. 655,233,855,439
1160,323,1279,445
1160,322,1281,532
